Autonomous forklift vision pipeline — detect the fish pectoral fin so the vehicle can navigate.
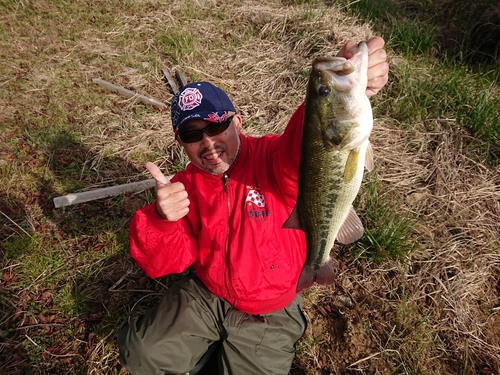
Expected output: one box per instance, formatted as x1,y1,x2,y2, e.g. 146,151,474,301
336,206,364,244
344,148,360,182
282,205,303,230
365,141,374,172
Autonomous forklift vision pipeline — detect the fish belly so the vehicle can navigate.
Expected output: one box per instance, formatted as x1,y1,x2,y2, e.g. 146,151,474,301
296,138,367,290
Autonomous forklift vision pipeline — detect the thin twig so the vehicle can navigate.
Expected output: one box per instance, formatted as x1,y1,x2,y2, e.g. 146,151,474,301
0,210,31,237
347,351,381,368
108,271,131,291
15,323,65,331
24,334,80,358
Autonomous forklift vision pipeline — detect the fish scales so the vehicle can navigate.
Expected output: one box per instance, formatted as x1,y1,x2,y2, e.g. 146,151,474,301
299,142,365,264
283,42,373,292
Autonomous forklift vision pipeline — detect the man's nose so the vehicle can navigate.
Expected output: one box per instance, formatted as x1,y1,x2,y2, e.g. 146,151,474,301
200,131,216,148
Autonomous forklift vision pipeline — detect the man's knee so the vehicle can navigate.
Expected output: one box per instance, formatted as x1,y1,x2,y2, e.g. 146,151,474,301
117,319,153,374
116,316,211,375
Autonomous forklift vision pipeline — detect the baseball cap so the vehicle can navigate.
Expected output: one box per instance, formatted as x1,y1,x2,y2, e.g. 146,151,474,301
171,81,236,133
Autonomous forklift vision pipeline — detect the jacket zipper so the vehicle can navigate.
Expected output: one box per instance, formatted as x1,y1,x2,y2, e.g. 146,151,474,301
222,173,233,300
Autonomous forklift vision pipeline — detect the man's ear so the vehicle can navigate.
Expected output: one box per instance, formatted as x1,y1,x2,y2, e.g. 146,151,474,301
234,114,243,133
175,134,185,146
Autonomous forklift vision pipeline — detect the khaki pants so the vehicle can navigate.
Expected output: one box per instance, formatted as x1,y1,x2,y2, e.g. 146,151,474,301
117,275,307,375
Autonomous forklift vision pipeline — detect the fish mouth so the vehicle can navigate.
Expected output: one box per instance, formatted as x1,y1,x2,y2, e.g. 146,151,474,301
313,42,369,92
314,57,354,76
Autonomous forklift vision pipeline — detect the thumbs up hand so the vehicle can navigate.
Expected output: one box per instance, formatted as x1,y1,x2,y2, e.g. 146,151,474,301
146,162,190,221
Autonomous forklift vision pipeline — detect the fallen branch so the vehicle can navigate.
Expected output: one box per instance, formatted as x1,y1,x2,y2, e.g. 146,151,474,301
162,68,179,93
175,68,188,88
57,74,183,208
53,179,158,208
92,78,167,110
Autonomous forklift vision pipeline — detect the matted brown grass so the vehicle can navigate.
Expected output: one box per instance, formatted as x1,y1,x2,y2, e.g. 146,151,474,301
0,0,499,374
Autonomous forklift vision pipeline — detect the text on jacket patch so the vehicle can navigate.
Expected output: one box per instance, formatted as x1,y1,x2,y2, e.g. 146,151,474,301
245,186,271,222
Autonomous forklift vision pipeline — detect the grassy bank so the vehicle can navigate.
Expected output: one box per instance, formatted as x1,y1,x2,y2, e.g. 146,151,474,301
1,0,499,374
341,0,500,164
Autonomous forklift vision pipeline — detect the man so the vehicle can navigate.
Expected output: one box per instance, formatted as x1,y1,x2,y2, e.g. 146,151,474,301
117,37,389,375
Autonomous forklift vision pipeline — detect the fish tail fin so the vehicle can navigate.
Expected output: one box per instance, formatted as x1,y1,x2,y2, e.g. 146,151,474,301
314,257,336,286
296,266,315,293
296,258,336,293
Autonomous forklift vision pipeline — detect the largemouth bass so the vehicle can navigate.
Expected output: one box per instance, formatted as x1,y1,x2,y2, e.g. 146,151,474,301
284,42,374,292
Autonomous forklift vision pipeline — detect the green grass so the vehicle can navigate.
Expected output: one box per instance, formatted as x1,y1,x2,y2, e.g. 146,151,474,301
350,0,399,19
387,15,437,56
355,175,417,262
1,0,499,374
375,58,500,161
158,30,202,65
340,0,500,163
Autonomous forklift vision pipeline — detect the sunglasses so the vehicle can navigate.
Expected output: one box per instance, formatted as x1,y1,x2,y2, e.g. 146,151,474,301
178,116,234,144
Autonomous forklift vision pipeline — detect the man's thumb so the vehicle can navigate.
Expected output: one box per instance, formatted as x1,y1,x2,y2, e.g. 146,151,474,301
146,162,171,185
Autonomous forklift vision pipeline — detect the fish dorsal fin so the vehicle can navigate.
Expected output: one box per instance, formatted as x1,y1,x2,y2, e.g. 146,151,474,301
336,206,364,244
365,141,374,172
282,205,303,230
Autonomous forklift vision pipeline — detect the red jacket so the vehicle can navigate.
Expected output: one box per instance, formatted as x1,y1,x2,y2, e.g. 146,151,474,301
129,104,307,314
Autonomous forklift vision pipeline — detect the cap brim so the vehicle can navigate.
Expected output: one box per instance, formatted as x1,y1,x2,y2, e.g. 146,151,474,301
176,110,236,133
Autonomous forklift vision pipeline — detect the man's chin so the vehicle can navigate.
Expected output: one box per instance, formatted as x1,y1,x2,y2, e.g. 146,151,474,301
203,162,230,175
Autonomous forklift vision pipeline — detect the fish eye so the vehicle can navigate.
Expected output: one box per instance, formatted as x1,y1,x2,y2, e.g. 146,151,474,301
319,85,330,97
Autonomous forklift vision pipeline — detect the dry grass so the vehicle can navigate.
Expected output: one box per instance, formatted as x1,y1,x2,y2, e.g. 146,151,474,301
0,0,499,374
365,117,500,373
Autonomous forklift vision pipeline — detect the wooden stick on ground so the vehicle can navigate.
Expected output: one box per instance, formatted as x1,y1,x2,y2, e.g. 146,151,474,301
92,78,167,111
175,69,188,88
162,68,179,94
58,73,188,209
53,179,159,208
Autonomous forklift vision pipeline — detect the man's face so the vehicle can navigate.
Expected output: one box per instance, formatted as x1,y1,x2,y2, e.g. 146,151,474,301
177,114,242,175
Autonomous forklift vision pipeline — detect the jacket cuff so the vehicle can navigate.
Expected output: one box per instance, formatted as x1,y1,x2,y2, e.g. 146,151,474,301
144,203,179,234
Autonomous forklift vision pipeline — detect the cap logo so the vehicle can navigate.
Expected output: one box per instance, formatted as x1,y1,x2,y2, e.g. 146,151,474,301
204,112,228,123
178,87,202,111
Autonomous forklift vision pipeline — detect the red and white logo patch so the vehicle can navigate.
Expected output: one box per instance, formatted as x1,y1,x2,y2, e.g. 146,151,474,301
204,112,228,123
178,88,202,111
245,189,266,208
